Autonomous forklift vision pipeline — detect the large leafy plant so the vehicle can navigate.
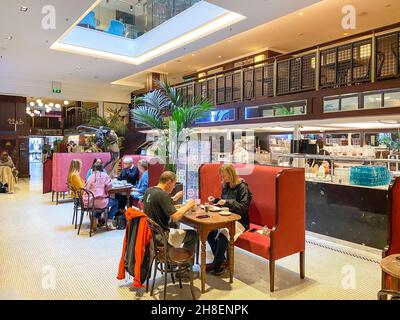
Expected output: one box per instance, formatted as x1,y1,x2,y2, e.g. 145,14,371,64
131,81,212,172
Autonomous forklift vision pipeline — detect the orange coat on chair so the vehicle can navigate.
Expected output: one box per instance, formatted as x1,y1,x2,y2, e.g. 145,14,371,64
117,207,152,287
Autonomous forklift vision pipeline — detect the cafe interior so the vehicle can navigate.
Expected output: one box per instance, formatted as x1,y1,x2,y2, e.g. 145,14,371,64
1,0,400,301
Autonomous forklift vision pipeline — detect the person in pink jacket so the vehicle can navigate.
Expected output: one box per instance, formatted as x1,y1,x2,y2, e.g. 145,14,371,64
84,163,118,230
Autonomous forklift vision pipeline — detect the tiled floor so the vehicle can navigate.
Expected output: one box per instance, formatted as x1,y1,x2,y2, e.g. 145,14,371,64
0,167,382,300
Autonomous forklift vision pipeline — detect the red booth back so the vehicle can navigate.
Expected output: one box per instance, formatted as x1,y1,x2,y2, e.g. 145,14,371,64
199,163,306,260
121,155,165,187
199,164,285,227
389,177,400,255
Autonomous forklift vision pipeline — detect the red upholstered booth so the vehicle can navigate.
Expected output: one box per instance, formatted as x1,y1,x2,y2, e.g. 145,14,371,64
381,177,400,296
199,163,306,292
51,152,111,204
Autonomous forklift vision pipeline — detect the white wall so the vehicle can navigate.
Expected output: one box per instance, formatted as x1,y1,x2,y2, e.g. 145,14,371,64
0,78,132,104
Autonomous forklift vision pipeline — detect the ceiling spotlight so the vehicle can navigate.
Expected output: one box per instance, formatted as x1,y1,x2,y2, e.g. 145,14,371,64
64,100,69,105
49,102,54,107
344,32,349,36
38,102,44,107
44,104,49,108
6,36,13,40
30,113,34,117
55,103,61,108
34,110,40,114
228,39,232,43
298,12,304,16
36,98,42,104
19,6,28,12
218,55,222,58
29,101,35,107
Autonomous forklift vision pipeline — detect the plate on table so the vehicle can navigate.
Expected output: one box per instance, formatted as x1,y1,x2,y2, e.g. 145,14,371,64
208,206,222,212
219,211,232,216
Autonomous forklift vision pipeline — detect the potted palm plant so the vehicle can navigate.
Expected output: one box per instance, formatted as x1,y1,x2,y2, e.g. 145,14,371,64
131,81,212,173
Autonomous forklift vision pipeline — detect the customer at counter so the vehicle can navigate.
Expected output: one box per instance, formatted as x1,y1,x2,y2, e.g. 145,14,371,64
143,171,197,252
207,164,252,275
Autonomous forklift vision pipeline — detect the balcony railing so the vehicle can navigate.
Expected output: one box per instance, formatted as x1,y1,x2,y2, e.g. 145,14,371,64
171,28,400,107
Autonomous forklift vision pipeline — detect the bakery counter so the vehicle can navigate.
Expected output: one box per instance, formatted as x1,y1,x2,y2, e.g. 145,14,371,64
306,180,389,249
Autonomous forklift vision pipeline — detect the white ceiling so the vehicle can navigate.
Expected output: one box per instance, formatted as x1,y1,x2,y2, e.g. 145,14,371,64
0,0,320,101
1,0,399,102
134,0,400,85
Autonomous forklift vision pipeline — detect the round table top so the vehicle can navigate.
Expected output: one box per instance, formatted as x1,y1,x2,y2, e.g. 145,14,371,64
381,254,400,279
183,206,241,225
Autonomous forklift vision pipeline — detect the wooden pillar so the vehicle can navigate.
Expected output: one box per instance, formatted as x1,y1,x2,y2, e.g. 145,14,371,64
146,72,162,91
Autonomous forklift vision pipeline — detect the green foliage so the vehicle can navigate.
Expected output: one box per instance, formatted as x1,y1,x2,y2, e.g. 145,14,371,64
88,106,128,136
379,132,400,150
273,105,294,116
131,81,212,172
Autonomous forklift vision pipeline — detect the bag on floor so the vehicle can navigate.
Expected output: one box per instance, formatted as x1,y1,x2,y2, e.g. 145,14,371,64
116,214,126,230
0,183,7,193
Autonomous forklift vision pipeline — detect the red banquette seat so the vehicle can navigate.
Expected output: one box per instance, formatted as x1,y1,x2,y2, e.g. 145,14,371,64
199,163,306,292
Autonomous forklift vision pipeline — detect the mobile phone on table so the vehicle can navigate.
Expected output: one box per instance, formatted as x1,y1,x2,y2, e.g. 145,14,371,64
196,214,210,219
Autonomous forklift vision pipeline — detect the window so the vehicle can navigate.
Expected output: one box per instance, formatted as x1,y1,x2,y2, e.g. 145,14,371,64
363,94,382,109
341,96,359,111
245,100,307,119
323,98,340,113
195,108,235,124
384,91,400,108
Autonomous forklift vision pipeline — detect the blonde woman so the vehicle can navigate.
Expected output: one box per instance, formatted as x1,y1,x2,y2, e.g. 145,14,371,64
67,159,84,198
207,164,252,275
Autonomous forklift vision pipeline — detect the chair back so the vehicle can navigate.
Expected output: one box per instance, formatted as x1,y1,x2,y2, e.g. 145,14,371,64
146,217,169,264
77,188,95,211
107,20,124,36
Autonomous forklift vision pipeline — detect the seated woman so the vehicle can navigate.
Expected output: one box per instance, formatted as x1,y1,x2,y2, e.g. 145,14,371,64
131,159,149,201
207,164,252,275
67,159,85,210
84,163,118,231
0,151,16,193
85,158,106,181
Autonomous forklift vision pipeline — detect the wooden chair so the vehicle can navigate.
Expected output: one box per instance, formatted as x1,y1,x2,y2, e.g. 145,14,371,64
67,183,80,229
77,188,109,237
146,217,196,300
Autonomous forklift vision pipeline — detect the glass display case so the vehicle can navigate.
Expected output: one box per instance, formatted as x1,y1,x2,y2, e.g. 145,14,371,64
276,153,400,190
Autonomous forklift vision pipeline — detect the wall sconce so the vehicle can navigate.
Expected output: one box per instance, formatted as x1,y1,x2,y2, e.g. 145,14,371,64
7,117,24,131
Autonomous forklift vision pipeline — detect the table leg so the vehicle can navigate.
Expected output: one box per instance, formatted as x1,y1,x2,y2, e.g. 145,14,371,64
201,238,206,293
229,223,235,284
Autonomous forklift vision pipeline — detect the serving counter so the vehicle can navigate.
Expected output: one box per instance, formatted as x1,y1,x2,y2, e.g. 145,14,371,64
276,153,397,249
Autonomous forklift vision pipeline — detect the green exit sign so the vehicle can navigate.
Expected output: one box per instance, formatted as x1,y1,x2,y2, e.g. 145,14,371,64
52,81,62,94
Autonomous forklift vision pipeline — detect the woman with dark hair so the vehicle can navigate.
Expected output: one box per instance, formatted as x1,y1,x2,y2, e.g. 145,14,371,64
206,164,252,275
84,163,118,230
85,158,106,181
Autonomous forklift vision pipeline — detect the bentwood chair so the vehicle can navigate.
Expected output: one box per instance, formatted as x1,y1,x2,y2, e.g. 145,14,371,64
77,189,109,237
146,217,196,300
67,183,80,229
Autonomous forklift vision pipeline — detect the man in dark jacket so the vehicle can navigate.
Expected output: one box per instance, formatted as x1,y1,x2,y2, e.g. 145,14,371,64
116,157,140,213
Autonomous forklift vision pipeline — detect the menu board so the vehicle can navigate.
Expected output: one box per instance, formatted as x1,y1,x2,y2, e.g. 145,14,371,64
177,140,211,200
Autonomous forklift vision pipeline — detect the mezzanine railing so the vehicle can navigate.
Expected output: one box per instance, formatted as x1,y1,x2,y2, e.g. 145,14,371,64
172,28,400,106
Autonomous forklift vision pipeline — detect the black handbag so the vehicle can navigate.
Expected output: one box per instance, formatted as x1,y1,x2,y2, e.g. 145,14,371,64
0,183,7,193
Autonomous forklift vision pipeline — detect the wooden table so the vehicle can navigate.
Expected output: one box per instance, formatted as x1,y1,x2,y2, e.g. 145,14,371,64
108,184,134,208
181,207,241,293
381,254,400,291
378,254,400,299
